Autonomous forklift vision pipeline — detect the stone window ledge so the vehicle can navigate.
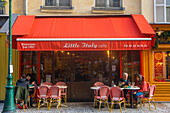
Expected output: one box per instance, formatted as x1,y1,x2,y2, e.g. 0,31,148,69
40,6,74,13
91,7,125,14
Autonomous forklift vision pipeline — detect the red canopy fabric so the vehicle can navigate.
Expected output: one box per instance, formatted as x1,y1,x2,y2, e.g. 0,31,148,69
12,15,155,51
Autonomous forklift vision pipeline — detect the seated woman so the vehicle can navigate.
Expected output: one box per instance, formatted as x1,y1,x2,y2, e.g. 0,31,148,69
133,74,147,103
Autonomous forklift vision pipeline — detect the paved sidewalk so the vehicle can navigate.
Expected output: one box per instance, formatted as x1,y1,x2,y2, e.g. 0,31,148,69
0,102,170,113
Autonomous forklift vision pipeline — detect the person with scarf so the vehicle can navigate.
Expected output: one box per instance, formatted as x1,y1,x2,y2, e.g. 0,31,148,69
133,74,147,103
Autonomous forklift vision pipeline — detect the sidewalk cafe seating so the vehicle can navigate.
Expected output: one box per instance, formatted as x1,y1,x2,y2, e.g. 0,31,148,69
93,82,105,96
37,85,50,110
48,85,61,110
43,82,53,85
110,87,126,113
93,85,110,112
140,85,156,110
55,82,67,105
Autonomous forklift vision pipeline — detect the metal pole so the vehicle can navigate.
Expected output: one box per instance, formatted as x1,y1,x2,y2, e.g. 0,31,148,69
2,0,16,112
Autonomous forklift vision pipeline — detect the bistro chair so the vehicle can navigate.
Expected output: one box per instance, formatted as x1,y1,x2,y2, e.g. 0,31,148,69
28,84,37,108
55,82,67,105
93,82,105,96
48,85,61,110
110,87,126,113
140,85,156,110
146,83,150,89
43,82,53,86
136,83,151,108
93,85,110,112
37,85,50,110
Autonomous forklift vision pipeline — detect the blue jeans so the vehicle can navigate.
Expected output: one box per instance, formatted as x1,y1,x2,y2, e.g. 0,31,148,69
133,92,143,102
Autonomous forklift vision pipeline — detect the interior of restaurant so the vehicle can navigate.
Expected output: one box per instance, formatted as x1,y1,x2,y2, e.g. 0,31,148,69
21,50,140,101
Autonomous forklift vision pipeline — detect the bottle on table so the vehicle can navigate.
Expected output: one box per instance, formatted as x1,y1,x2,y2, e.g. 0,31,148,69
111,81,115,87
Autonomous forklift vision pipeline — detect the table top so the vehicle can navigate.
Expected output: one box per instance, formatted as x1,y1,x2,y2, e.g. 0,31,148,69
38,85,67,89
91,86,124,90
124,87,140,90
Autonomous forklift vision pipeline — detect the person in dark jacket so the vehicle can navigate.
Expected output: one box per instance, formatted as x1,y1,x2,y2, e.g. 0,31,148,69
16,75,29,90
119,73,130,101
15,74,29,108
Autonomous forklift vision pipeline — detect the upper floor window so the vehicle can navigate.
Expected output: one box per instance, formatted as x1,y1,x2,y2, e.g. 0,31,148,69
154,0,170,23
0,0,6,15
95,0,122,9
45,0,71,7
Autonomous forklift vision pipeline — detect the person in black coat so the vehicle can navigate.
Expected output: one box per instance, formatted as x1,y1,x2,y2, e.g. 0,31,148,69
119,73,129,101
16,74,29,90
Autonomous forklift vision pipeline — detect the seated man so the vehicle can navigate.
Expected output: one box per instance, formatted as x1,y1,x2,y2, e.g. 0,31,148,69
15,75,29,108
119,73,129,102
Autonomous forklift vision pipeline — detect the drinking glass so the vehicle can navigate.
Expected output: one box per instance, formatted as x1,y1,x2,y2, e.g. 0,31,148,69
132,82,135,86
128,82,131,86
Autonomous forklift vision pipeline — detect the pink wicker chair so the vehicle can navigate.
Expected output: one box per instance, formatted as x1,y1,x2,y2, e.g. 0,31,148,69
43,82,53,85
93,82,105,96
146,83,150,90
141,85,156,110
93,85,110,112
55,82,67,105
37,85,50,110
110,87,125,113
48,86,61,110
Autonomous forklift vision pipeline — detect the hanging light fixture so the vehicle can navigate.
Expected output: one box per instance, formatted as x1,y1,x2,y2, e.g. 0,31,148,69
156,27,163,36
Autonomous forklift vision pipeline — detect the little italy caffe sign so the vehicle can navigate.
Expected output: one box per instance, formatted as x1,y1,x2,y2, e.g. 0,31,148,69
61,42,108,49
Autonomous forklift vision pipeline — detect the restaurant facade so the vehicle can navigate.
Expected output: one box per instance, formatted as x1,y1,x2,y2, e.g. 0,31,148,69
8,14,155,101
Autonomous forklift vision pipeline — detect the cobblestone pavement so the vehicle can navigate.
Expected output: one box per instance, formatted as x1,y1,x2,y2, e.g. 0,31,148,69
0,102,170,113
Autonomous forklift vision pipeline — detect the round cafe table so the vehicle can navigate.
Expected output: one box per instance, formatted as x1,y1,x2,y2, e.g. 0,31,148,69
124,87,140,108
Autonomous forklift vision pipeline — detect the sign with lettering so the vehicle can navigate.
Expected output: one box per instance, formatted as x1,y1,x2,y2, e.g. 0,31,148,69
21,42,36,49
110,41,151,50
60,42,108,49
17,40,151,51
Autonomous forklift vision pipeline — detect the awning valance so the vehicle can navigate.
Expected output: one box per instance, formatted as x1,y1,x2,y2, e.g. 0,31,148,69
12,15,155,51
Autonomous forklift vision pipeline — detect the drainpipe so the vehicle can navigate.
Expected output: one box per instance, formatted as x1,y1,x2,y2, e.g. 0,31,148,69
25,0,27,15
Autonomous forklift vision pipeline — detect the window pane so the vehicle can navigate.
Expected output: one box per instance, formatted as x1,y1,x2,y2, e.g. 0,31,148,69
109,0,120,7
40,52,53,82
45,0,55,6
167,7,170,22
166,0,170,5
21,52,39,84
92,51,110,84
110,51,120,85
122,51,140,82
166,52,170,80
59,0,71,6
95,0,107,7
156,0,164,4
156,6,165,22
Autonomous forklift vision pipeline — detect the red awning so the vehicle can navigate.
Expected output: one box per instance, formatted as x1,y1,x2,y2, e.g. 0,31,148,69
12,15,155,51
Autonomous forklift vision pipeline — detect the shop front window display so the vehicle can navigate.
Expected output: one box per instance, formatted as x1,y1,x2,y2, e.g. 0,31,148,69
153,51,170,82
